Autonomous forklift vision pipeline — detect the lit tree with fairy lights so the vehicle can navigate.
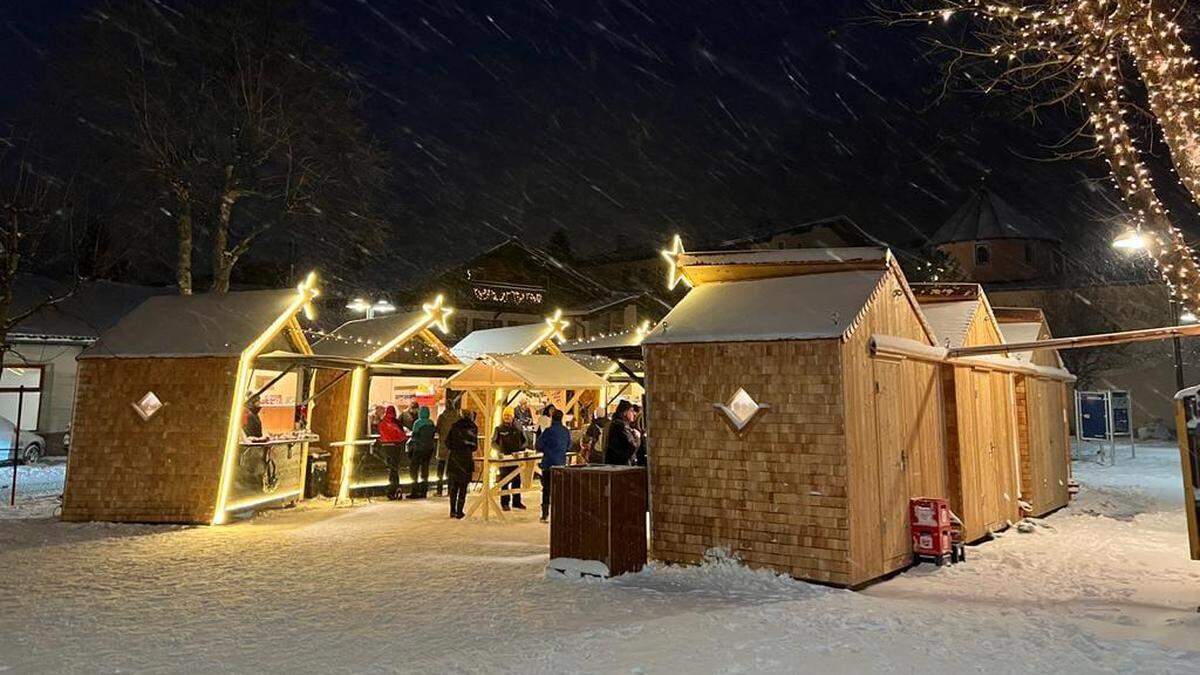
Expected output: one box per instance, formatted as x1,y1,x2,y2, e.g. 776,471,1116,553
879,0,1200,313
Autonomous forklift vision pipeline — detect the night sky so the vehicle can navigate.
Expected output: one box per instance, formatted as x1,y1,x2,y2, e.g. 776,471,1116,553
1,0,1185,282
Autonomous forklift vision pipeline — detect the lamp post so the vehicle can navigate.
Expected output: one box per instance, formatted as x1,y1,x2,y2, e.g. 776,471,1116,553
345,298,396,320
1175,297,1194,392
1113,228,1187,390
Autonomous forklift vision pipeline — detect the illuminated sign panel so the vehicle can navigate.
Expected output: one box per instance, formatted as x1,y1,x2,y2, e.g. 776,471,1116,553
470,281,545,308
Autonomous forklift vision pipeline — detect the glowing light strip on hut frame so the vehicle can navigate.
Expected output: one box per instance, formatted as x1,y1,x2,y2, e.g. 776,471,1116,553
337,294,455,501
213,271,320,525
520,308,570,355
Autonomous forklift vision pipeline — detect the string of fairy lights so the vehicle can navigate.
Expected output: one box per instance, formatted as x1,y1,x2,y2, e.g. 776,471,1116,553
302,328,445,357
909,0,1200,314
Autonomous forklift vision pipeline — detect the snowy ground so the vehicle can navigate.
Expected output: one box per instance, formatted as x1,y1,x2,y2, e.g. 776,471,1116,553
1,447,1199,673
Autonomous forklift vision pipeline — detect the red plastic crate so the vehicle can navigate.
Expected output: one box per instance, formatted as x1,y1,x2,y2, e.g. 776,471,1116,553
909,497,951,529
911,526,953,556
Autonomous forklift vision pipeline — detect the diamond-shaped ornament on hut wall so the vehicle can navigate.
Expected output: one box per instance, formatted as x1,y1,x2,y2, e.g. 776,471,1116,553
714,387,769,434
132,391,164,421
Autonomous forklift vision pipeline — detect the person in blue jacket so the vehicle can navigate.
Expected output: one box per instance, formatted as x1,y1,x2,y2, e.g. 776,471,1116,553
535,408,571,523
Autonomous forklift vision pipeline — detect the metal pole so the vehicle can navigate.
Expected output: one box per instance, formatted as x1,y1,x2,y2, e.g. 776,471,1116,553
1106,391,1115,467
1172,298,1187,392
9,387,24,507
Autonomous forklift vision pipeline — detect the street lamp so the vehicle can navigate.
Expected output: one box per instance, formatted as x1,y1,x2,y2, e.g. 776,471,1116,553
346,297,396,320
1112,229,1146,250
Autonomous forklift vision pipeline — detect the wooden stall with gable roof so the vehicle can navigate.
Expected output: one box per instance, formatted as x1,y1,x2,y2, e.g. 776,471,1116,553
310,295,460,499
440,353,607,520
62,278,320,525
643,246,949,587
911,283,1023,542
993,306,1073,517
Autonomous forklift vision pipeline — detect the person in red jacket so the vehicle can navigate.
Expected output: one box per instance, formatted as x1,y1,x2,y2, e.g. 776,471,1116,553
378,405,409,500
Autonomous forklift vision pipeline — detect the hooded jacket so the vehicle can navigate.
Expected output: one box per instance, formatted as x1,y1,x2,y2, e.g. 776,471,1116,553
378,406,408,444
408,406,436,457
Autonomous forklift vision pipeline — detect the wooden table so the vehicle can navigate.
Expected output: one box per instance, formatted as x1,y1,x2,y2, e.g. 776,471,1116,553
468,451,580,521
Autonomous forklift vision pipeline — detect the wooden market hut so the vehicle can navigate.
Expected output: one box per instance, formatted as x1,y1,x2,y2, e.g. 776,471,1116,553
910,283,1023,542
448,311,568,361
309,296,460,499
993,307,1073,517
441,354,607,520
642,247,950,587
62,280,320,525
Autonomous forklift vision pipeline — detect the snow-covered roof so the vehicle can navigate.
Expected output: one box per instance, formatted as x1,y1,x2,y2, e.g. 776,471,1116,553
998,322,1043,362
9,276,169,342
443,354,606,390
561,328,644,353
678,246,888,268
450,323,552,360
80,289,302,359
918,300,981,350
314,311,429,359
641,270,886,345
676,247,890,286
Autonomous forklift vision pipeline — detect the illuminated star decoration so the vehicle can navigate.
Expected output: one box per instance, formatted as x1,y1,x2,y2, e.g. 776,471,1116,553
543,308,570,343
422,294,454,334
660,234,692,291
296,270,320,321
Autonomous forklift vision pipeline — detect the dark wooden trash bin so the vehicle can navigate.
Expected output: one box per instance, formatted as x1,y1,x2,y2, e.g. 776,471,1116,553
549,465,647,577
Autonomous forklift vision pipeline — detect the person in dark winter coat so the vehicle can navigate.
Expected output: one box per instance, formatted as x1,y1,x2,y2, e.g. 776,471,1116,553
632,404,647,467
604,400,640,466
378,405,409,500
407,406,436,498
434,400,462,497
584,411,607,464
242,397,264,439
444,410,479,519
399,400,421,431
535,409,571,522
492,411,527,510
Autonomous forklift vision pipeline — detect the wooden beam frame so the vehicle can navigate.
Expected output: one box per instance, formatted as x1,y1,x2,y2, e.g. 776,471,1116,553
949,323,1200,359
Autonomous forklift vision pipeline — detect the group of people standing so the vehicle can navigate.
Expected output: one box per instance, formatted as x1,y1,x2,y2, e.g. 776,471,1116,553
370,394,646,523
375,401,438,501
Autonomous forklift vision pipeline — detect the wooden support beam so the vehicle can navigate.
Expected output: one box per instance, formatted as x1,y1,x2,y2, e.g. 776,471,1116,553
948,323,1200,359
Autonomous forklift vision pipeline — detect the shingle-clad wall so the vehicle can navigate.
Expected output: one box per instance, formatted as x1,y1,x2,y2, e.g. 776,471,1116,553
61,357,238,524
645,339,852,585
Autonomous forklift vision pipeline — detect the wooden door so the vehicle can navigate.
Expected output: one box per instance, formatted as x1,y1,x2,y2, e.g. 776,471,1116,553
873,358,910,566
991,372,1016,524
971,369,994,529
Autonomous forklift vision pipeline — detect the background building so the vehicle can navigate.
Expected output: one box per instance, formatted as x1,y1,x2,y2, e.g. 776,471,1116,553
5,277,168,454
929,187,1065,284
398,239,672,342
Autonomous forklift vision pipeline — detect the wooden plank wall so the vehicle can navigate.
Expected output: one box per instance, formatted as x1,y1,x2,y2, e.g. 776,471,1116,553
945,366,1022,542
938,302,1023,542
645,339,852,585
61,357,239,524
840,269,948,585
550,466,648,576
1018,376,1071,516
309,369,352,497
